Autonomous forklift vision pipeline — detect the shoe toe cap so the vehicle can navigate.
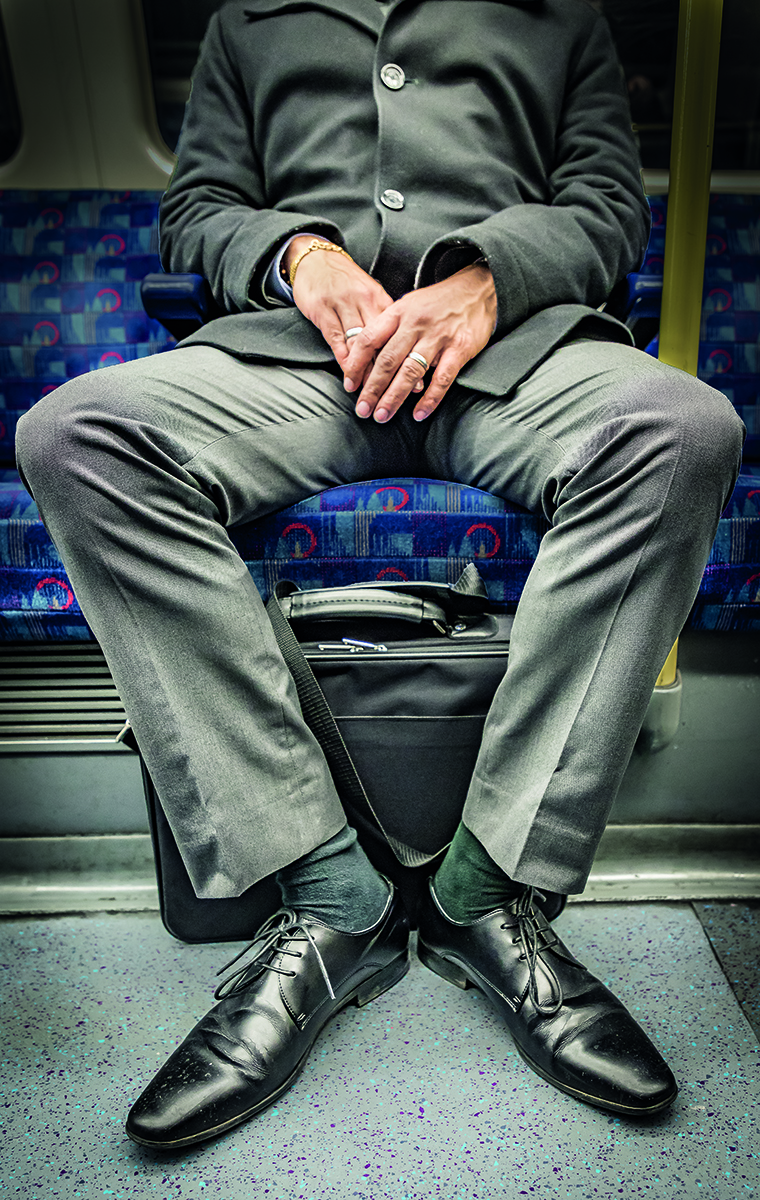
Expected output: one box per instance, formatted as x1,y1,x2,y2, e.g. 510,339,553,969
126,1041,262,1148
558,1013,677,1113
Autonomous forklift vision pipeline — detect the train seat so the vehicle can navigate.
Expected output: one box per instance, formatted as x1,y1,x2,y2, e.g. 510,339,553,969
643,195,760,460
1,189,760,642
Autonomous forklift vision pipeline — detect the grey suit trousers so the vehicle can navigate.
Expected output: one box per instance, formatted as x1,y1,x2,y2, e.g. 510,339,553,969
15,340,744,898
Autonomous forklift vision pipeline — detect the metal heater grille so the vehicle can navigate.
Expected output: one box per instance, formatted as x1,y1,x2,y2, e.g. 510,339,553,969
0,643,128,747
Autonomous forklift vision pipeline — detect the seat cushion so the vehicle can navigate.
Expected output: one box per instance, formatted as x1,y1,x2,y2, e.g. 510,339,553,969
2,470,759,640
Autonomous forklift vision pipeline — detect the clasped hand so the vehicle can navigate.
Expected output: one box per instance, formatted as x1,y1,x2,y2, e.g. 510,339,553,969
289,242,497,422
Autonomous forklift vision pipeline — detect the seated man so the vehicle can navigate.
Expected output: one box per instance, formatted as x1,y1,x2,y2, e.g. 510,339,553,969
16,0,743,1148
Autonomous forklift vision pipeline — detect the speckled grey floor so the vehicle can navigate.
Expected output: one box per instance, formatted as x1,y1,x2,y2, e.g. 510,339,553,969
2,903,758,1200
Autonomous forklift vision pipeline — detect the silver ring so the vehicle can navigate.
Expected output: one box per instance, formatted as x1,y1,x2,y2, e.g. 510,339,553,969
407,350,429,371
344,327,363,340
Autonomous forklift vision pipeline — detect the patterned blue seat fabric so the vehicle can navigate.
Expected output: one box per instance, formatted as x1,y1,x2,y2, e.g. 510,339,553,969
0,189,174,458
2,468,759,640
645,195,760,445
1,190,760,640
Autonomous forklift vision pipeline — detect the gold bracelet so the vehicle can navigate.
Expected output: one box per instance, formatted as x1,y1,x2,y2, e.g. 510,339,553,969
288,238,353,287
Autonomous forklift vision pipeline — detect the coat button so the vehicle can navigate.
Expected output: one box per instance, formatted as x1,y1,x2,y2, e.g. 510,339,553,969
380,189,405,210
380,63,405,90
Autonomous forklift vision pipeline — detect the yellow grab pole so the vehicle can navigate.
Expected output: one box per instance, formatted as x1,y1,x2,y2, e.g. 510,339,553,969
659,0,724,374
654,0,724,688
656,641,680,690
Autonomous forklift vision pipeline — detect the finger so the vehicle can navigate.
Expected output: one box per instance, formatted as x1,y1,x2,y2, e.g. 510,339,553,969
348,292,396,385
320,295,384,371
358,347,433,422
351,328,426,416
347,318,390,390
318,307,355,368
344,289,394,351
331,314,365,369
411,349,463,421
343,309,401,394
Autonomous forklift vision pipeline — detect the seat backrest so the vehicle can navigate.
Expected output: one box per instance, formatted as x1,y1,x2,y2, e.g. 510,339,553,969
0,189,176,468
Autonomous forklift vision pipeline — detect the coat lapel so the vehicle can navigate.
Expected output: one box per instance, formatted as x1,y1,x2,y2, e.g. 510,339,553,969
242,0,385,38
242,0,542,40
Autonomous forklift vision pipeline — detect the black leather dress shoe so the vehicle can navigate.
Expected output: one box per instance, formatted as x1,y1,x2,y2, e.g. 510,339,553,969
126,886,409,1148
417,879,677,1116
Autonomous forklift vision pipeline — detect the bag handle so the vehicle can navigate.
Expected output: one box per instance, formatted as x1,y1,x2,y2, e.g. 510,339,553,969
277,562,491,628
277,587,448,627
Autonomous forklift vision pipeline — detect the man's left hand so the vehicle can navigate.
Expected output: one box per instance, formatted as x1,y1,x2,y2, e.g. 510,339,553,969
343,262,497,423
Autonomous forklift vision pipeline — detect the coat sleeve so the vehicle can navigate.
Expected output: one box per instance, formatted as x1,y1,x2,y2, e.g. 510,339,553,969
416,12,651,339
158,12,342,313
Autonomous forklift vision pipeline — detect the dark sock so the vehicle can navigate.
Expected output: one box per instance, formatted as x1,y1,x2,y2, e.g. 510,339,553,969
433,822,523,922
276,825,390,933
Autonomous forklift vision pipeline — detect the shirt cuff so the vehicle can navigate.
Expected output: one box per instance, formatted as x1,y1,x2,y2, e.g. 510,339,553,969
262,232,323,306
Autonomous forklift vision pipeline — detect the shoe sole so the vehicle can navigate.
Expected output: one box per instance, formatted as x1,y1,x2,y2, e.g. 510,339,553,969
416,938,678,1118
125,949,410,1150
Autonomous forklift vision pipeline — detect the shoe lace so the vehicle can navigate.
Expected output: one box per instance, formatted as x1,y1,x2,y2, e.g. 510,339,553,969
507,887,564,1017
213,909,336,1002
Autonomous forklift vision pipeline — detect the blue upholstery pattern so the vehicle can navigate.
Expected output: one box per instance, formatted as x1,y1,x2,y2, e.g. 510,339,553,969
1,191,760,640
644,195,760,438
0,190,175,461
2,468,759,640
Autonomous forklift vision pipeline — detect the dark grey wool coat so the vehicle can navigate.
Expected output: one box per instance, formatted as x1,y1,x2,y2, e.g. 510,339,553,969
160,0,650,397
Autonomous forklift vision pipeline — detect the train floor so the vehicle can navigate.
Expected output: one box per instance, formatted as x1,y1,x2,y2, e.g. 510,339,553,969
2,900,758,1200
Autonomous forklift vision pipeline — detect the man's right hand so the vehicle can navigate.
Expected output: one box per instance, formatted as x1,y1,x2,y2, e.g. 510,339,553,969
286,237,394,373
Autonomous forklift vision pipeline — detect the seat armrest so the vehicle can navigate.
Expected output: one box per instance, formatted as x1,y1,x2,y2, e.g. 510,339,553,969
623,272,663,321
140,273,218,337
604,272,663,324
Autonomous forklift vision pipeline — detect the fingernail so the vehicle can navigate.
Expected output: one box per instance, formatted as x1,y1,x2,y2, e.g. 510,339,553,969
413,408,428,422
344,377,356,393
374,408,390,423
356,400,371,418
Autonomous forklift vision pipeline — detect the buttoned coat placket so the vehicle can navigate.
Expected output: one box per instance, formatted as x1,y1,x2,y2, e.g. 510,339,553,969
160,0,650,392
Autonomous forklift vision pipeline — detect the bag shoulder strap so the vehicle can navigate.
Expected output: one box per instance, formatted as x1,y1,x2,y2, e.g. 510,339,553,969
266,580,437,868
